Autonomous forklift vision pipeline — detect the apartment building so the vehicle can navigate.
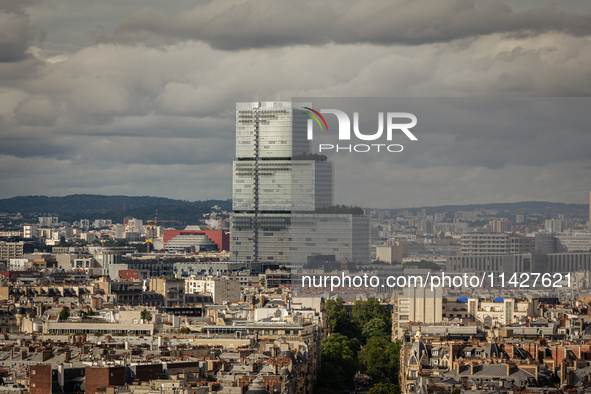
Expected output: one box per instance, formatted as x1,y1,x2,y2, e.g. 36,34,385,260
185,276,241,304
460,233,509,255
0,240,34,263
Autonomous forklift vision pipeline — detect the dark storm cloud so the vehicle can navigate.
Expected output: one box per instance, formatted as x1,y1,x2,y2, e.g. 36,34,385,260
95,0,591,49
0,128,234,165
0,134,76,160
0,0,44,62
301,97,591,171
1,0,591,204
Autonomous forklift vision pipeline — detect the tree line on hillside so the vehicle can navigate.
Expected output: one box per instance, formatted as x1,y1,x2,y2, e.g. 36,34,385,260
380,201,587,216
0,194,232,214
58,205,225,225
317,298,401,394
315,205,365,215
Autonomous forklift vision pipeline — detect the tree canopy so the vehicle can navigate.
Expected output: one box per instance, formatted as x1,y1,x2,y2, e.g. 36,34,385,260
326,298,347,334
140,309,152,322
326,297,362,340
352,298,392,341
362,317,390,341
359,336,401,385
59,307,70,321
319,297,400,394
318,333,359,392
369,382,401,394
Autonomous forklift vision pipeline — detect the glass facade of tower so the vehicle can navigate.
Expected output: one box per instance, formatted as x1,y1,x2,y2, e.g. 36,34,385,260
233,160,334,212
236,101,309,159
230,101,370,265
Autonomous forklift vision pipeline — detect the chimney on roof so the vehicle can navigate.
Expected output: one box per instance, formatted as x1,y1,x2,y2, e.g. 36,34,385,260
449,343,454,371
42,349,52,362
567,370,575,386
506,362,515,376
560,360,567,385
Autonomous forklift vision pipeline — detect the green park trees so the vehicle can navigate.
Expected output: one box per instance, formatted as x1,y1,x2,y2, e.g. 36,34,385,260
318,297,401,394
59,307,70,321
140,309,152,322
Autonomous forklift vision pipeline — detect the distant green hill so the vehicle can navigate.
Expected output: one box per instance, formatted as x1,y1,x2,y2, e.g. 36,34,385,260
371,201,588,216
0,195,232,225
58,205,228,227
1,194,587,225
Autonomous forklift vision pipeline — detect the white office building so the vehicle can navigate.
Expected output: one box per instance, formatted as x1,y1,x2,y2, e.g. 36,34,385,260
556,231,591,252
233,160,333,211
461,233,510,255
545,219,564,233
185,276,241,304
38,217,58,227
23,225,38,239
230,101,370,266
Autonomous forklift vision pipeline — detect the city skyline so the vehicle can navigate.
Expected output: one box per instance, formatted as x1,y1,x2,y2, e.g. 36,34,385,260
3,2,591,394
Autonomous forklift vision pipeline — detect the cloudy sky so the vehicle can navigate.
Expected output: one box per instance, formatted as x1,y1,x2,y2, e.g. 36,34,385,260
1,0,591,208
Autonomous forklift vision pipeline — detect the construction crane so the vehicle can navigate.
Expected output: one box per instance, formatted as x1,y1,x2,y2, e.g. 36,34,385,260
142,211,179,252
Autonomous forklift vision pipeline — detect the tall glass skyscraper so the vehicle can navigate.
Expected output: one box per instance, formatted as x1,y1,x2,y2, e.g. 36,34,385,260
230,101,370,265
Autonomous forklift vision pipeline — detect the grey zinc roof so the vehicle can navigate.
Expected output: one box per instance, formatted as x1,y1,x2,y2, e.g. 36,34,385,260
218,387,244,394
411,325,480,335
258,364,274,374
572,365,591,386
445,363,536,385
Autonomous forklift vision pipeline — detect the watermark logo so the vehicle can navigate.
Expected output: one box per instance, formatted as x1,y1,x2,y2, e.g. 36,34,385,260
304,107,417,153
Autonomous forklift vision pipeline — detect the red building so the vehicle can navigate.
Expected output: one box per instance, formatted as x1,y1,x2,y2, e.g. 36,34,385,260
0,271,34,281
119,270,139,280
85,366,125,394
163,230,230,252
29,364,52,394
